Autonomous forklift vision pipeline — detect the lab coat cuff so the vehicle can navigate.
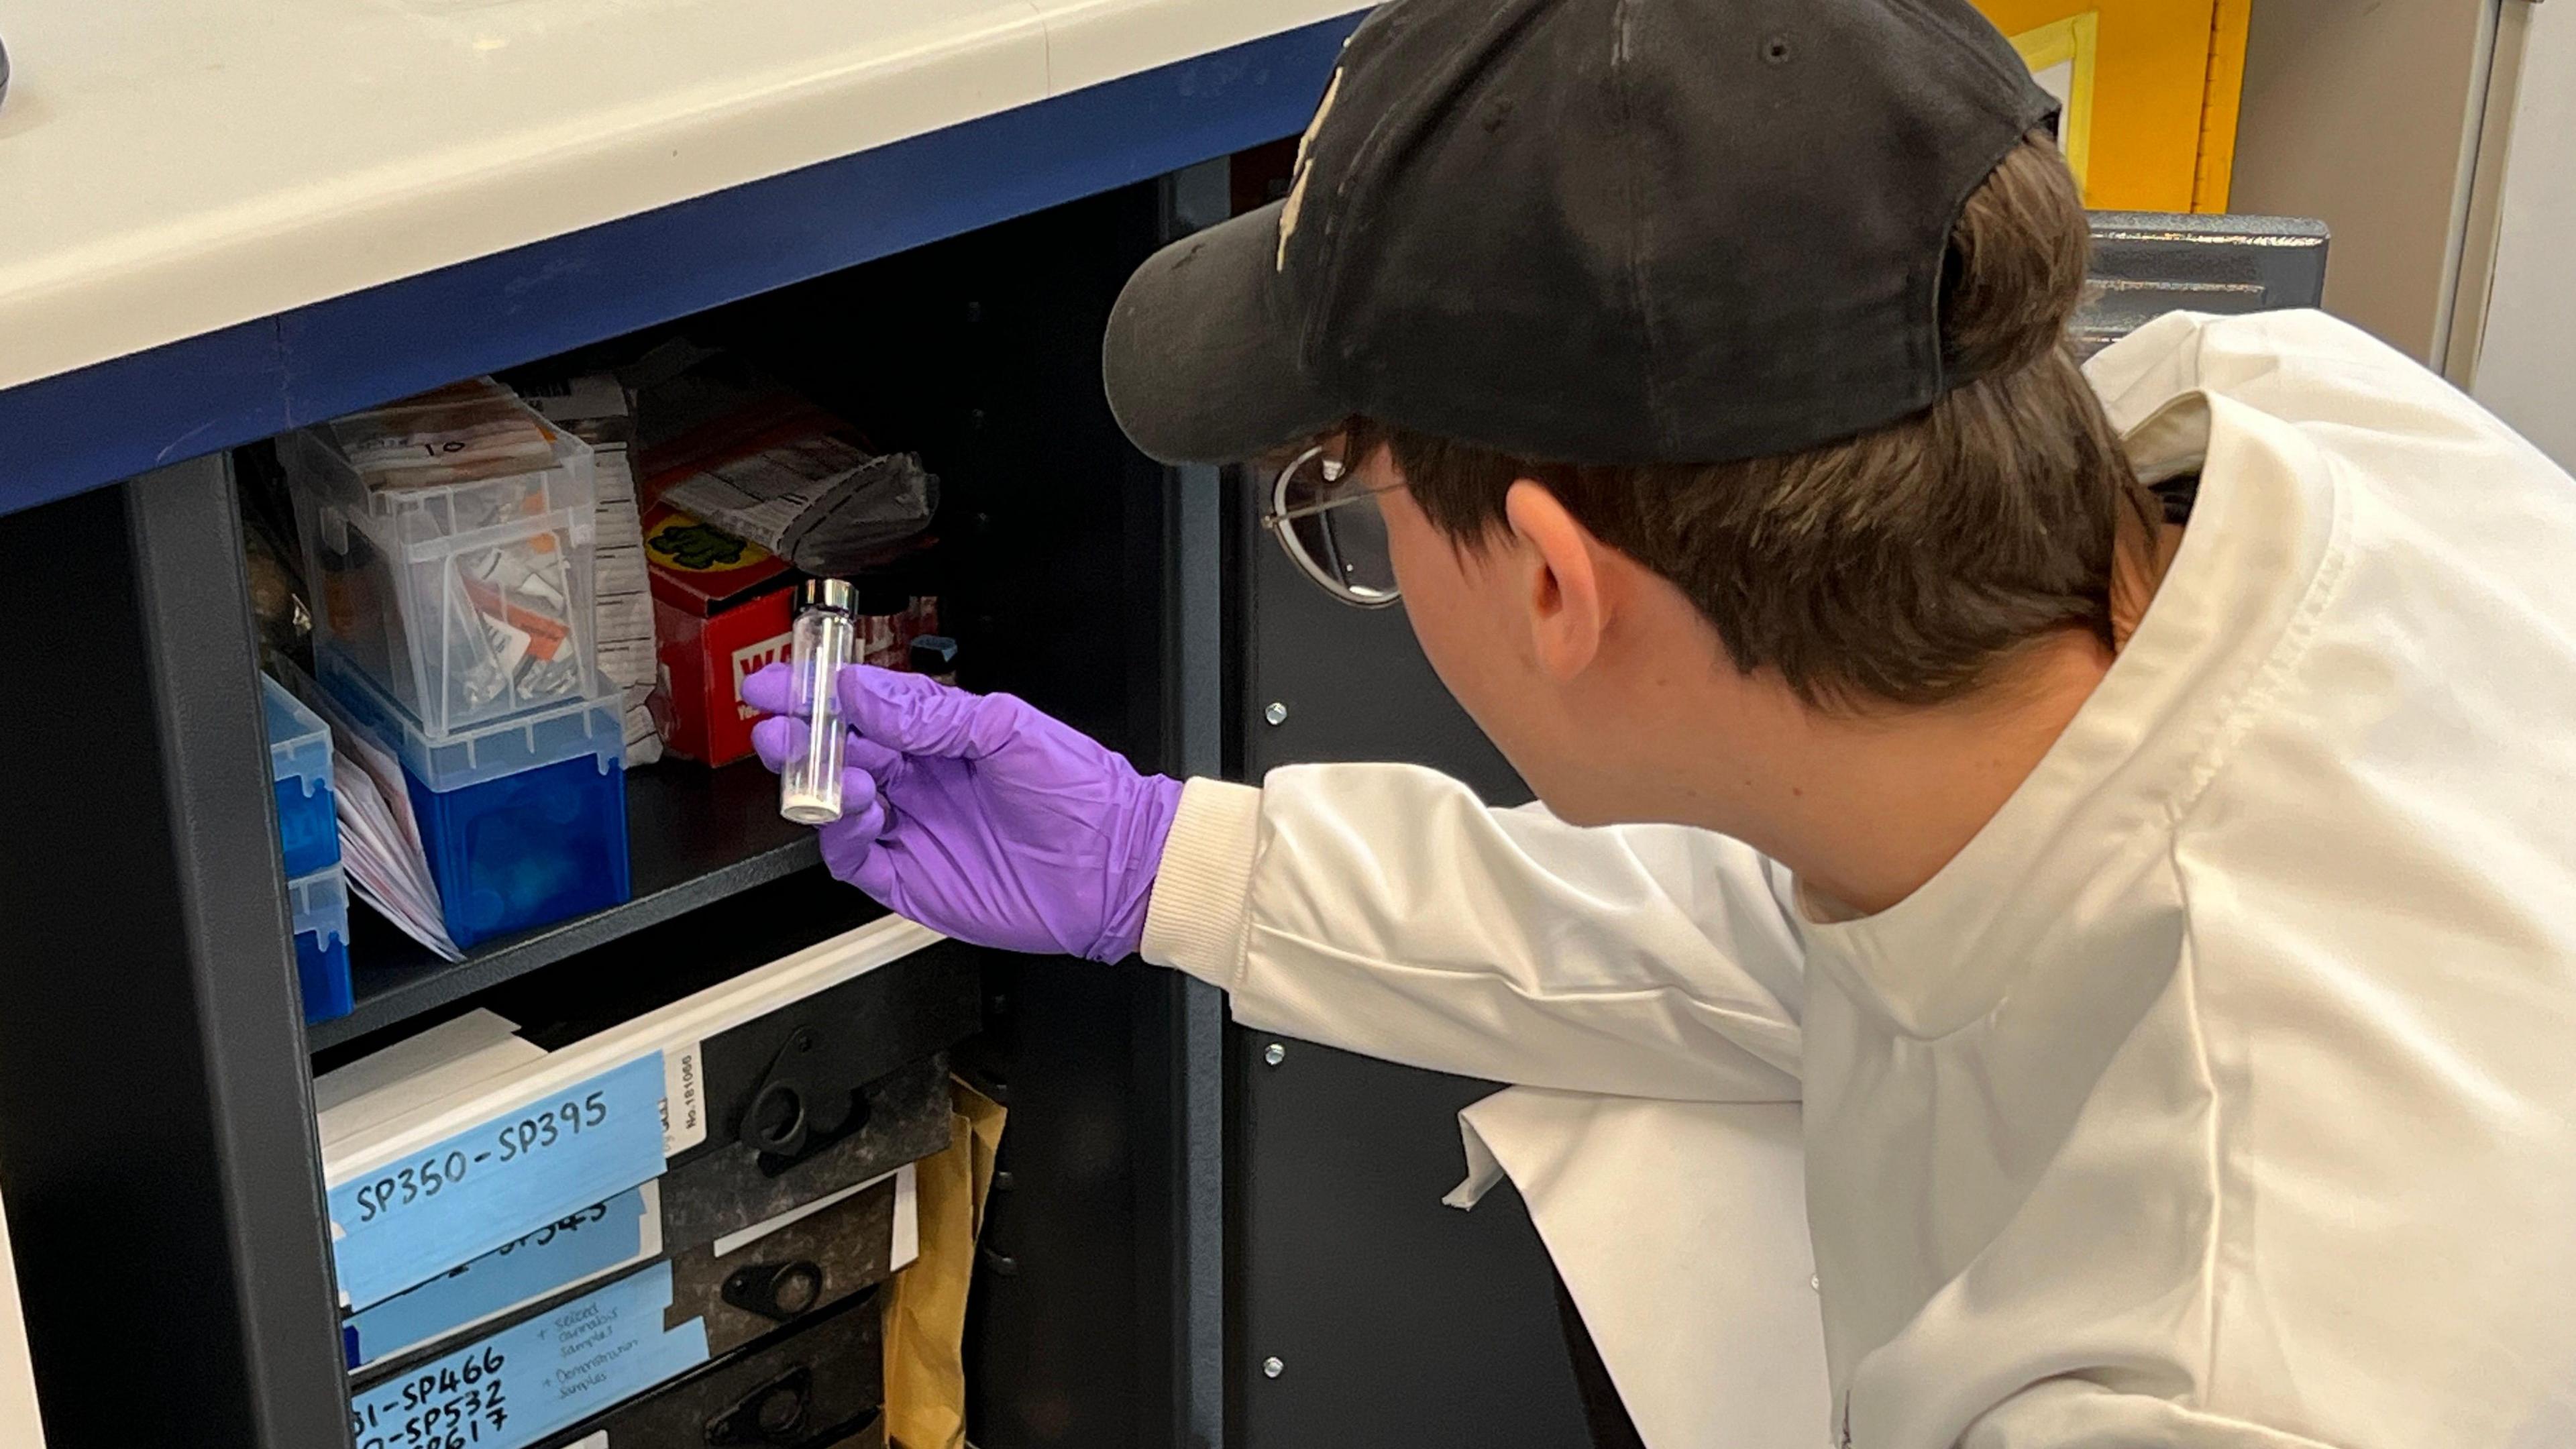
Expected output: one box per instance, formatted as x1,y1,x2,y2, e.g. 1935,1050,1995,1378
1142,777,1262,987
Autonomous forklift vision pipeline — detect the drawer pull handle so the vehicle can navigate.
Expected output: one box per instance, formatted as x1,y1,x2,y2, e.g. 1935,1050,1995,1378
722,1258,826,1321
705,1364,814,1445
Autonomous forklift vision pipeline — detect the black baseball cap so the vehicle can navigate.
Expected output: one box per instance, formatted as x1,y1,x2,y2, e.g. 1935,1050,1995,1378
1104,0,2057,467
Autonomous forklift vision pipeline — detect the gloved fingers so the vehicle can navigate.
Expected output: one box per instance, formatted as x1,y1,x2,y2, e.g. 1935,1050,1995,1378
749,714,805,773
739,662,800,718
749,714,888,780
754,701,909,786
817,795,885,839
837,666,1018,761
845,830,900,903
741,659,902,725
841,733,905,779
838,765,883,817
820,795,889,890
822,790,900,906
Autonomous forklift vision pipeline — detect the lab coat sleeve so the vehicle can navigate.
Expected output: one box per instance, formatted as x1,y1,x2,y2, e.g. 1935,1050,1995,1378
1141,764,1805,1102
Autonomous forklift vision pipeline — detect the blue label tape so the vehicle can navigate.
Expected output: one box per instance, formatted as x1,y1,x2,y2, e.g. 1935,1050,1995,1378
347,1260,708,1449
331,1055,669,1310
345,1187,655,1371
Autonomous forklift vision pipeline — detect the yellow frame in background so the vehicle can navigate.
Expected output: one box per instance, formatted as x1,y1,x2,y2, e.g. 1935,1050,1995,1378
2011,13,2100,193
1972,0,2249,213
2192,0,2252,212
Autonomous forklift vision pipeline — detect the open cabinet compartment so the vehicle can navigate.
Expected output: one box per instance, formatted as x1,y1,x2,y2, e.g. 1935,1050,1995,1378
0,5,1381,1438
0,174,1220,1449
0,129,1583,1446
284,179,1212,1449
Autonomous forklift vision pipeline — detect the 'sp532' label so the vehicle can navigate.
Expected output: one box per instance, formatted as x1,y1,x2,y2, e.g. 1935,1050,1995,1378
347,1262,708,1449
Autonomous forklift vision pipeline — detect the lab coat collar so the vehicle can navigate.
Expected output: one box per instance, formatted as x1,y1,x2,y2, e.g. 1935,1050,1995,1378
1790,312,2349,1038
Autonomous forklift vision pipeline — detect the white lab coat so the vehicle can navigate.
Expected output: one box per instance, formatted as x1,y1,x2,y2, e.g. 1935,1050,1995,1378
1142,309,2576,1448
0,1177,42,1448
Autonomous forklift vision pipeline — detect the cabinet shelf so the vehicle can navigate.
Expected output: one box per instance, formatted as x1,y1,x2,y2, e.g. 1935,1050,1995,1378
305,759,821,1053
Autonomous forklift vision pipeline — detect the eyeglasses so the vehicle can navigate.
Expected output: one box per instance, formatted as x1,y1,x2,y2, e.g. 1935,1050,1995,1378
1262,446,1402,608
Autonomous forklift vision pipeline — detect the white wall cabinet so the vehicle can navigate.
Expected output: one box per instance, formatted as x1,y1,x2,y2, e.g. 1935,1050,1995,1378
2465,3,2576,467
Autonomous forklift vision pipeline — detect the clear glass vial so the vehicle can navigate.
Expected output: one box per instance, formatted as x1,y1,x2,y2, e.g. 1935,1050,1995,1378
780,578,855,825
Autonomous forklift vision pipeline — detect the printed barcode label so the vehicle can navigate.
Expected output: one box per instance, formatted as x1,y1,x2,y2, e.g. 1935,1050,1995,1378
661,1044,706,1155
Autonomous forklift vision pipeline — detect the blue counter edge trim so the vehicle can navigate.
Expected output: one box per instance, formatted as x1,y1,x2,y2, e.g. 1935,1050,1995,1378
0,10,1364,517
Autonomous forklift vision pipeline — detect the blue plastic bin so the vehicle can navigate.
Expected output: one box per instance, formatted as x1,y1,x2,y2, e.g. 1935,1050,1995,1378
292,867,354,1024
325,653,631,951
262,674,340,877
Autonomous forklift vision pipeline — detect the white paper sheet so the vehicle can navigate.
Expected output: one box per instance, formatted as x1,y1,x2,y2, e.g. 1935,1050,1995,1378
294,672,462,963
522,373,663,766
315,1010,539,1153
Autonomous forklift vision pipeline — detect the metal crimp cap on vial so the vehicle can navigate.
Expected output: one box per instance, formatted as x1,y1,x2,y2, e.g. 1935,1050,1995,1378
800,577,854,611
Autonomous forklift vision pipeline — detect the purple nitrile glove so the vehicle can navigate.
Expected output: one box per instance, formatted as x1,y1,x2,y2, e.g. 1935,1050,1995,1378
741,663,1184,963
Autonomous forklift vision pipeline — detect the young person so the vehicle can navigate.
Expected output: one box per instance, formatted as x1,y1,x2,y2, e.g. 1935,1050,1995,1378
745,0,2576,1443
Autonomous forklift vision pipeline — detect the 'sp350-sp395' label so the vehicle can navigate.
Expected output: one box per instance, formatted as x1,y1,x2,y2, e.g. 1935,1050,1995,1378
350,1091,612,1224
330,1054,669,1311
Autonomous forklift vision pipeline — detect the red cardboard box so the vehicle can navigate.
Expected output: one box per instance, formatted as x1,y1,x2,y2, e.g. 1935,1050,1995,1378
643,502,797,766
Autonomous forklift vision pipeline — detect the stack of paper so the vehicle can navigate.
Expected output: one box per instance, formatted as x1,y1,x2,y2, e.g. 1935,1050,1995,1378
314,1010,543,1157
283,669,463,963
523,373,663,766
331,378,558,484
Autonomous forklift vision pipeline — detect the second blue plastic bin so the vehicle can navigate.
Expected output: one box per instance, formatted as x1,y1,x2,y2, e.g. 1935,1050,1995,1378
262,674,340,877
291,867,354,1023
327,649,632,951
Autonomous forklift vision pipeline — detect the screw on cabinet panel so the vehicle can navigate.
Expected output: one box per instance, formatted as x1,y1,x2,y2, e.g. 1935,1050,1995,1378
1262,1357,1285,1379
1263,1042,1287,1067
1263,701,1289,727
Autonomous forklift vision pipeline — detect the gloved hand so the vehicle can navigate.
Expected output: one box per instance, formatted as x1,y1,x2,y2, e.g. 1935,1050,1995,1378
741,663,1183,963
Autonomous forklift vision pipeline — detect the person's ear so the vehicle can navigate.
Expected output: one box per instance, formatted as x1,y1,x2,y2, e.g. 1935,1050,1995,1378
1503,480,1606,680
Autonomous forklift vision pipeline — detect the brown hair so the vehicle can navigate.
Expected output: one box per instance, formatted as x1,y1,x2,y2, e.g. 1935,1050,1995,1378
1344,132,2153,710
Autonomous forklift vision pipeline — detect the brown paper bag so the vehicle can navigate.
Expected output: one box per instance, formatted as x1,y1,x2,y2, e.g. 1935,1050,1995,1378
883,1078,1006,1449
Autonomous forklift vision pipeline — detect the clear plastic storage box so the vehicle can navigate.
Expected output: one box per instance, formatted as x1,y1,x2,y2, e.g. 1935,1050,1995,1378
330,661,632,951
292,867,354,1024
286,382,603,737
262,673,340,877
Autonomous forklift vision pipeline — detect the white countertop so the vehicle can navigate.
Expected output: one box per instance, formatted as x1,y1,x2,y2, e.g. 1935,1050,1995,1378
0,0,1353,394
